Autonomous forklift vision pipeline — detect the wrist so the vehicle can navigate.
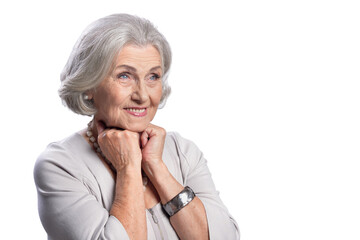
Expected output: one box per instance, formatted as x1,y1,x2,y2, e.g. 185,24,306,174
143,161,185,204
117,165,142,180
113,167,144,204
116,157,142,172
143,160,170,183
162,186,196,217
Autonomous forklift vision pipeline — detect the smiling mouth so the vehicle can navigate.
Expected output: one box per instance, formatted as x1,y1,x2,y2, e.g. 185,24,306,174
126,108,146,113
124,107,147,117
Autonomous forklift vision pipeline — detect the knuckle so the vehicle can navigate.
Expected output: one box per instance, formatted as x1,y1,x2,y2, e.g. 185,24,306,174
97,132,106,142
97,136,103,145
125,131,138,138
107,130,120,139
122,130,132,137
159,127,166,135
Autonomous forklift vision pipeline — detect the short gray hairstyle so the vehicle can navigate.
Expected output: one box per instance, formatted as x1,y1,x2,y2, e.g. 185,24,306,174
59,14,172,116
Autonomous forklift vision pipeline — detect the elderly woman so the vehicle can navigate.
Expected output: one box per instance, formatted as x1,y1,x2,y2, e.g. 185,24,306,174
34,14,239,240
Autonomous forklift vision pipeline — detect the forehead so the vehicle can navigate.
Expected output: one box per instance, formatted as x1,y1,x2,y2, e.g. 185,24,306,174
114,44,162,68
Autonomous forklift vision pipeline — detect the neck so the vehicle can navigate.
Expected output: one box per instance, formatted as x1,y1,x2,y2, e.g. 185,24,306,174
89,118,98,139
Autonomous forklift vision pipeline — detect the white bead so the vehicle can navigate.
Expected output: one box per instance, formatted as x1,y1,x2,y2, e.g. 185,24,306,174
86,121,114,174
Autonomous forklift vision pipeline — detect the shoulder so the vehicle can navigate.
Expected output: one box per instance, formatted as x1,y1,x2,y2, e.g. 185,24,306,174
35,133,87,165
165,131,202,153
164,131,205,168
34,133,89,186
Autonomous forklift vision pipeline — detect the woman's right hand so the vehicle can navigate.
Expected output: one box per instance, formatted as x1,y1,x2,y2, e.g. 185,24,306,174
95,121,147,240
95,121,142,172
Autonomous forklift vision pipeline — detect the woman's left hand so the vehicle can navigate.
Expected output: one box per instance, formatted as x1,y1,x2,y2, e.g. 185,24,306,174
140,124,166,170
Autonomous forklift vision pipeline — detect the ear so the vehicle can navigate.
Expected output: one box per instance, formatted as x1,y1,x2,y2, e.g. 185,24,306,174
84,91,94,100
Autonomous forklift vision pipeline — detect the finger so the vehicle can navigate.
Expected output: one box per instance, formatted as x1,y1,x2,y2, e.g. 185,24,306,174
96,120,106,135
144,125,165,139
140,131,149,148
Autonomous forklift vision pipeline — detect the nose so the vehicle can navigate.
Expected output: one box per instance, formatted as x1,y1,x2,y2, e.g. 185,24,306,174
131,81,149,103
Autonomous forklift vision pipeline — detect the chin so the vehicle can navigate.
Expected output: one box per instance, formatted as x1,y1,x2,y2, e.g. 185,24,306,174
127,127,147,133
123,123,149,133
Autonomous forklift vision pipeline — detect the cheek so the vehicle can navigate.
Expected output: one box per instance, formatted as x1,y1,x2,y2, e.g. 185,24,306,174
94,85,129,109
152,86,163,103
153,93,162,106
110,90,128,103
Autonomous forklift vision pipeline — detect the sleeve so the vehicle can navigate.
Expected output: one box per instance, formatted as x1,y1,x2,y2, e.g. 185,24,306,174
173,132,240,240
33,148,130,240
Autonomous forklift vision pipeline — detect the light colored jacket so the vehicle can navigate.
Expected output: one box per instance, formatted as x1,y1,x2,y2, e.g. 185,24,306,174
34,132,240,239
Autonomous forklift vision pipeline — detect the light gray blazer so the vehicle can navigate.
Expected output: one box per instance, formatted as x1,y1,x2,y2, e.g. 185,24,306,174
34,132,240,239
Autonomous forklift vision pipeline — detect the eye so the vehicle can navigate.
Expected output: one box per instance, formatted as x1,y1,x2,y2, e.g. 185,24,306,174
149,74,161,81
117,73,130,80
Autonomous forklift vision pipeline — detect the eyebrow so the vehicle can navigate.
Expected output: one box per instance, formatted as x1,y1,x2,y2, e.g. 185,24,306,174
115,65,162,73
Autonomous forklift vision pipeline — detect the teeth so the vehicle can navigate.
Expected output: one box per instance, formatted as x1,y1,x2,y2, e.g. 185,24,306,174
127,108,145,113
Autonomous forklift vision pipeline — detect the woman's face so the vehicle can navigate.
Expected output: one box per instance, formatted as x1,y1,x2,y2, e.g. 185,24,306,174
91,44,163,132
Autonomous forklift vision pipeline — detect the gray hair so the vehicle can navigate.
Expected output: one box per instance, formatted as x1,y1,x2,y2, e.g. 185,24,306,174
59,14,172,116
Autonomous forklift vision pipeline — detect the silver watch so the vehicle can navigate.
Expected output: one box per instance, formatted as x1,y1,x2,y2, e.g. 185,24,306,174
162,186,196,217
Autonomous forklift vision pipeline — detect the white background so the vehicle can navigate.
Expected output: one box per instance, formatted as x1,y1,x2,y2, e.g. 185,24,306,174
1,0,359,239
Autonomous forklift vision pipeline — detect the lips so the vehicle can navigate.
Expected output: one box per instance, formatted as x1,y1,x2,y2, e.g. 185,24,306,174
124,107,147,117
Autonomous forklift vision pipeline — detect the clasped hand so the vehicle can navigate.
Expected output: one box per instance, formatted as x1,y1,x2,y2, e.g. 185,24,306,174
96,122,166,174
